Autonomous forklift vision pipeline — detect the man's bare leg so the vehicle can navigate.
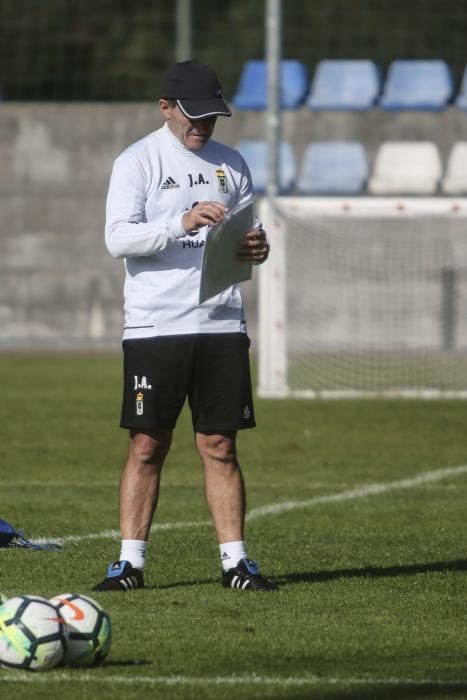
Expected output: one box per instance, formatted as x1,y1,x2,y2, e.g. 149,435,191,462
195,431,245,544
92,428,171,591
120,429,172,540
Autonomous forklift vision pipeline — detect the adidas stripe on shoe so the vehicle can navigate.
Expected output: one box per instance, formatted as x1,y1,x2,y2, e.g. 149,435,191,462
92,560,144,592
222,558,278,591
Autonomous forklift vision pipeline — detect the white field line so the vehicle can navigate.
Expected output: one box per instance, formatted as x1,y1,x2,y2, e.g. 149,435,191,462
246,463,467,519
51,521,213,544
1,481,117,487
34,463,467,546
1,672,467,688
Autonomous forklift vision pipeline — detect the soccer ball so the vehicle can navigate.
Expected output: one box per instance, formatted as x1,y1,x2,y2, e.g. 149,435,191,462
49,593,112,667
0,595,64,671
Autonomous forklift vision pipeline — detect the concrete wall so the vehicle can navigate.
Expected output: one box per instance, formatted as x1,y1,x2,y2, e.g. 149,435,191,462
1,103,466,348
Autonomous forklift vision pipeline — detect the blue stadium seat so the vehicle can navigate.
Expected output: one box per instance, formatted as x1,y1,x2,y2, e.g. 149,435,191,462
455,67,467,110
296,142,368,194
235,140,296,193
379,60,453,110
307,60,381,111
232,60,309,110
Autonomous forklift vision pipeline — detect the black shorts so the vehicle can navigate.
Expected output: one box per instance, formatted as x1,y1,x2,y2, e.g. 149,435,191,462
120,333,256,432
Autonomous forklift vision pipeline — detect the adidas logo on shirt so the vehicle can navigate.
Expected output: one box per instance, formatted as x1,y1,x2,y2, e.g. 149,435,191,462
161,176,180,189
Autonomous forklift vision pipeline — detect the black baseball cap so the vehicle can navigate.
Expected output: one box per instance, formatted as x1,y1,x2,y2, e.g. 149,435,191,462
160,60,232,119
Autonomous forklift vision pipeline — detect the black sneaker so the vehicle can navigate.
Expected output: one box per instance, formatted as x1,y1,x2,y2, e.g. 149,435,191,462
222,558,278,591
92,560,144,591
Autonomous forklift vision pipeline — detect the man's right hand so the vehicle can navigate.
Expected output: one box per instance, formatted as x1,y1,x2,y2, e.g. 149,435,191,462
182,201,228,234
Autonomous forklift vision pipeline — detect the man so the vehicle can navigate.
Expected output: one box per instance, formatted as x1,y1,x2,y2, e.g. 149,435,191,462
93,60,276,592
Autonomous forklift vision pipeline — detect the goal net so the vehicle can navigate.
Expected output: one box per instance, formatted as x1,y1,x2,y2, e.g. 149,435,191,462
258,197,467,398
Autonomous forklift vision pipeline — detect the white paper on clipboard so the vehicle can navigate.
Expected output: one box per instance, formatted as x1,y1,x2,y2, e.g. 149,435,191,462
199,200,254,304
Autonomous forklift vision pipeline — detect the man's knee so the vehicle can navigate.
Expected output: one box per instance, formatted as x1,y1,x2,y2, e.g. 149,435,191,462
129,429,172,467
196,432,238,465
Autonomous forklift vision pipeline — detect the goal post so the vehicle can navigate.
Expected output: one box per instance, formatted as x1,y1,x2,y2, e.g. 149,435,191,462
258,196,467,398
258,198,288,397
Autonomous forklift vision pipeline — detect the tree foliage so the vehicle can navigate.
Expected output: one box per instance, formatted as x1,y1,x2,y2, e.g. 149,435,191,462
0,0,466,100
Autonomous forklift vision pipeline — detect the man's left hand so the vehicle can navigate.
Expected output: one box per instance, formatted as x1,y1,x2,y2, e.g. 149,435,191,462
237,228,270,265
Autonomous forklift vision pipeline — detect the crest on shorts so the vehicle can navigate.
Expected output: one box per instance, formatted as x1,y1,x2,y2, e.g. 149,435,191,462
136,392,144,416
216,169,228,193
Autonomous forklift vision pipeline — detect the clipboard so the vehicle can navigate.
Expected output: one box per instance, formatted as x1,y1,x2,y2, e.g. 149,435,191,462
199,200,254,304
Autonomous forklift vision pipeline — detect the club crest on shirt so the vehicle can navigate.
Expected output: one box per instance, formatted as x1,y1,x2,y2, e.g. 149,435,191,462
216,169,228,193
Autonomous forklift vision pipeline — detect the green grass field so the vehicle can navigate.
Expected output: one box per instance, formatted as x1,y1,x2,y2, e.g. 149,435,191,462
1,354,467,699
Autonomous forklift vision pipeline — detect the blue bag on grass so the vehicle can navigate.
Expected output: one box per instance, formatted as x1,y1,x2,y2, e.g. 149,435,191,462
0,518,61,551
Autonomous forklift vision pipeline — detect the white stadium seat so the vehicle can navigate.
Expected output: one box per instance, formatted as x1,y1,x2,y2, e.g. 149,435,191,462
441,142,467,194
368,141,442,195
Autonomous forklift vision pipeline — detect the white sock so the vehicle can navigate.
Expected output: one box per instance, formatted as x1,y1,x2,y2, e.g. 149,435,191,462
119,539,147,571
219,540,248,572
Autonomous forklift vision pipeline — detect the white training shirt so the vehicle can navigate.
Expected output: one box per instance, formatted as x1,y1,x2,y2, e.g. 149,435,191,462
105,122,255,340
